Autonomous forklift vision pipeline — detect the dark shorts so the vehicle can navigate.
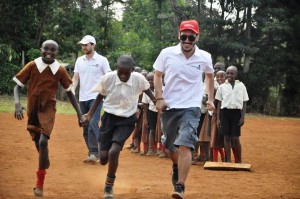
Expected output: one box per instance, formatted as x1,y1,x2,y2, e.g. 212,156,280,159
147,110,158,133
219,108,242,137
99,112,137,151
161,107,200,152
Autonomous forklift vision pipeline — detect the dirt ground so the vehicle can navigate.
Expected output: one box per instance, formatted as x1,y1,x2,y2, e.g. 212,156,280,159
0,112,299,199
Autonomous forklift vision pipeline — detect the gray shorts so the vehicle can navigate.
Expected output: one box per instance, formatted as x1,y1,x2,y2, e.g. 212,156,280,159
161,107,200,153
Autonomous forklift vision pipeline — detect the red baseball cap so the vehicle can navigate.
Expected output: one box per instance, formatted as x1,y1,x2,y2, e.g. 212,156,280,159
179,20,200,34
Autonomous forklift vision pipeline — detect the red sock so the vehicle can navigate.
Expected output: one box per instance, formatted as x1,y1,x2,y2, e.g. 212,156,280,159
36,169,46,188
143,143,148,152
213,148,219,162
153,143,157,152
219,148,225,159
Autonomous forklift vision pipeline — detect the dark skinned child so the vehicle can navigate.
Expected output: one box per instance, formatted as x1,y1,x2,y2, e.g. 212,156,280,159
82,55,156,199
215,66,249,163
13,40,83,197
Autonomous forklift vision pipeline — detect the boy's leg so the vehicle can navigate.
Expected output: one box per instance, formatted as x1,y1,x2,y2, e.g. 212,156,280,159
224,135,232,162
99,150,109,165
146,130,155,156
34,133,49,197
107,142,122,177
231,137,242,163
39,134,49,169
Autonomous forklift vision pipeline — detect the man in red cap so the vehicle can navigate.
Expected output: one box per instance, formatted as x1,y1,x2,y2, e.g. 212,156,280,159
153,20,215,199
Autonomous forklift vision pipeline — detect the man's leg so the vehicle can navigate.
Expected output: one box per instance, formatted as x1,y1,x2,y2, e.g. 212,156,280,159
87,100,102,158
80,101,90,157
177,146,192,184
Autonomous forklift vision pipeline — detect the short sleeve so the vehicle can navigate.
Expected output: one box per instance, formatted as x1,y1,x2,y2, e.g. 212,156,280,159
102,57,111,74
59,67,72,91
139,75,150,93
142,92,150,104
13,61,35,87
153,50,165,73
242,84,249,102
73,58,80,73
204,54,214,74
92,75,107,95
215,86,222,101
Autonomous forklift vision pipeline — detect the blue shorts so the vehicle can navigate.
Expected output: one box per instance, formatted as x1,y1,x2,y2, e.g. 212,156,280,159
99,112,137,151
161,107,200,153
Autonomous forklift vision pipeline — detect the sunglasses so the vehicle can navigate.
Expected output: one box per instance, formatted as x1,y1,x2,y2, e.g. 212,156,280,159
180,34,196,42
42,46,57,52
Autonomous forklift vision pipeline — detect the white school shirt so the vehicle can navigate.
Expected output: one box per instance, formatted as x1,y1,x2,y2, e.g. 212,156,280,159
142,90,157,112
92,71,150,117
153,43,214,109
74,52,111,101
215,80,249,109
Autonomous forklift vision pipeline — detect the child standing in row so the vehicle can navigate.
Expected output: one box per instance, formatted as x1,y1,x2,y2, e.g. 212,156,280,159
13,40,83,197
142,72,158,156
210,71,226,162
215,66,249,163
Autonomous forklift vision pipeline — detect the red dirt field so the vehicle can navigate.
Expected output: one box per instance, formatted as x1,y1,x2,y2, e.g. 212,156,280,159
0,112,299,199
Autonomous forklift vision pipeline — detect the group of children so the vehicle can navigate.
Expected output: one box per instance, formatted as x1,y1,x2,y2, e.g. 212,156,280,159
13,39,248,198
192,62,249,164
126,69,168,158
126,62,249,166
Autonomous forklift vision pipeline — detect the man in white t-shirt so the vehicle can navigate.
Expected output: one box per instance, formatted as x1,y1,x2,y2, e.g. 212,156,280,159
153,20,215,199
72,35,111,163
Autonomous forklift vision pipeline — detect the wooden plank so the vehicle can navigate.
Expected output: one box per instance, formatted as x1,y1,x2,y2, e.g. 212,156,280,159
203,161,252,171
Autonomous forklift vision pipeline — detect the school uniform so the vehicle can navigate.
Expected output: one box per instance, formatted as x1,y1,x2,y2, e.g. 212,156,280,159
13,57,72,140
141,90,158,144
92,71,150,150
215,80,249,136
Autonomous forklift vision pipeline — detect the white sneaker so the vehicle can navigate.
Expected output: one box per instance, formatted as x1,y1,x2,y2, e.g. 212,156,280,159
83,154,99,163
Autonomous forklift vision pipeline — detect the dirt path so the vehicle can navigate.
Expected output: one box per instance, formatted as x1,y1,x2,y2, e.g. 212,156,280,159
0,113,299,199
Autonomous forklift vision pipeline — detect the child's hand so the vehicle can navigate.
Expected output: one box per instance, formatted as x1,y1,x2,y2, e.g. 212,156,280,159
202,94,208,105
81,114,91,126
238,117,245,126
14,103,25,120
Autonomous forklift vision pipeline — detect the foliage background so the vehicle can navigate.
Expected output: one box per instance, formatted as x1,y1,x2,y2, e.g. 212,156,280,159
0,0,299,116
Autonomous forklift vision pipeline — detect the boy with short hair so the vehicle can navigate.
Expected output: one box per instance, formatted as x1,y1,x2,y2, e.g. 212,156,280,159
215,66,249,163
82,55,156,199
13,40,83,197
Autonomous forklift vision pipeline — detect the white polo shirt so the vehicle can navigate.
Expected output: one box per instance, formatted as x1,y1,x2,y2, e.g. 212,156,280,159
92,71,150,117
153,43,214,109
74,52,111,101
215,80,249,109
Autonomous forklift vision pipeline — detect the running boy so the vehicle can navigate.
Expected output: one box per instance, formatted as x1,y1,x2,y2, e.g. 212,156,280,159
215,66,249,163
13,40,83,197
82,55,156,199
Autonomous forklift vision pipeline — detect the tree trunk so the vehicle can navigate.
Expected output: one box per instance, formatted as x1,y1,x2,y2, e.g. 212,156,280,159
170,0,183,23
243,5,252,73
